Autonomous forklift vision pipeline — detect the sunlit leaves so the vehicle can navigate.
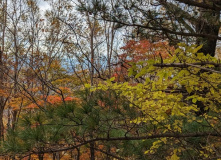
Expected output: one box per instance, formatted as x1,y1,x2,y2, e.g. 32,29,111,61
92,43,221,158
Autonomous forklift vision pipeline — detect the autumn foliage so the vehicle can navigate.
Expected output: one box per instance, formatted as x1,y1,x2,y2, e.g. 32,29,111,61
120,39,174,61
113,40,174,81
1,0,221,159
25,95,78,109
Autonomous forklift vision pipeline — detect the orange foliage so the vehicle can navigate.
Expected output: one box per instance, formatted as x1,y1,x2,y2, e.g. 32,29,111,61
25,95,79,109
97,100,105,107
113,39,174,81
120,39,174,61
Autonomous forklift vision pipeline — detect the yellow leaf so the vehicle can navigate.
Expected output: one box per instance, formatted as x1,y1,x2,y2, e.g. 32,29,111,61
186,87,192,94
192,98,197,103
110,77,115,81
170,150,180,160
85,83,91,88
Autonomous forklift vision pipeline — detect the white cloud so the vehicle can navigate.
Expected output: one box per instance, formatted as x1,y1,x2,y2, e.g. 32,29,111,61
39,0,50,12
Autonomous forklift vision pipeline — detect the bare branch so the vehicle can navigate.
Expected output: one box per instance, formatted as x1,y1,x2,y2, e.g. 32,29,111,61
154,63,221,74
173,0,221,11
27,132,220,154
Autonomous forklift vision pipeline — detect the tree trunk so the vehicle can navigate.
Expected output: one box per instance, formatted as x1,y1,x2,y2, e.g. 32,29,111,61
196,23,220,57
12,110,17,130
0,0,7,140
76,148,80,160
38,154,44,160
196,7,220,57
0,105,4,139
90,142,95,160
72,148,80,160
0,49,4,139
106,146,111,160
53,152,60,160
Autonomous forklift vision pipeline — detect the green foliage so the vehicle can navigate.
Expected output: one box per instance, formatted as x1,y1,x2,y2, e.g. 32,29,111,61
1,90,143,158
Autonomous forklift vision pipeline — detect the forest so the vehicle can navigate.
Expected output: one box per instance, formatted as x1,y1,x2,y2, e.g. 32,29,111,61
0,0,221,159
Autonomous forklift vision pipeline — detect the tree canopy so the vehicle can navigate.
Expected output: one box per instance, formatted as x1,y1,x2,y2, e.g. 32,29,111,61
79,0,221,56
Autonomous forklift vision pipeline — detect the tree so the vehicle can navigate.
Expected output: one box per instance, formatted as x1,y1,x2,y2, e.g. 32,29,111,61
0,0,8,139
79,0,221,57
0,0,75,139
0,89,141,159
90,44,221,159
113,39,174,82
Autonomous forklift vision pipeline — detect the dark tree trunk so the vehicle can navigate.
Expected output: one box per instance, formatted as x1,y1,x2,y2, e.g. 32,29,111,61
0,48,4,138
12,110,17,130
90,142,95,160
106,146,111,160
76,148,80,160
53,152,60,160
196,23,220,57
196,9,220,57
0,105,4,139
38,154,44,160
